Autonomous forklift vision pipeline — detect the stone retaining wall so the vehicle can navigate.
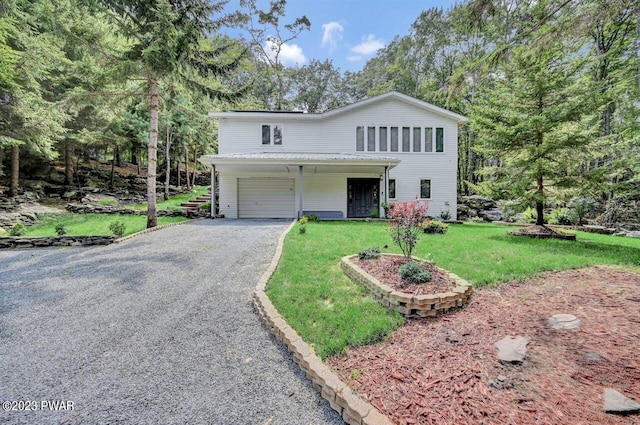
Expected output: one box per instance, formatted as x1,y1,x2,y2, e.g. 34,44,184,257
0,235,114,249
341,254,473,318
253,221,393,425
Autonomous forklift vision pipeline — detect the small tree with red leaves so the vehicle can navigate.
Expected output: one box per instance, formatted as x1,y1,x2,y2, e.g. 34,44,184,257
387,198,429,261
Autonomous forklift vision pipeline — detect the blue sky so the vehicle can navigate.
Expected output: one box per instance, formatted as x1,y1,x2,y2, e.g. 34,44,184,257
222,0,460,72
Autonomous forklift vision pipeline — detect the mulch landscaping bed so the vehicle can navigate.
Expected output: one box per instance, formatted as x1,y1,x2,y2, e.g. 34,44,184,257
355,256,458,295
328,266,640,425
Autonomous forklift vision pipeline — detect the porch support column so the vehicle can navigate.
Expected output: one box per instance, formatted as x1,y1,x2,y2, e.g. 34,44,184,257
210,165,216,218
298,165,304,218
384,165,389,217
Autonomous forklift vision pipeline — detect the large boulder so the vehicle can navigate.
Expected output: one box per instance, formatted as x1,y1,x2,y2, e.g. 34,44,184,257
478,209,503,222
461,195,497,211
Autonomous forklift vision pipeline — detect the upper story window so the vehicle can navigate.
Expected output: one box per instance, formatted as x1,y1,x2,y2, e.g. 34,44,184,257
262,124,283,145
424,127,444,152
355,125,445,153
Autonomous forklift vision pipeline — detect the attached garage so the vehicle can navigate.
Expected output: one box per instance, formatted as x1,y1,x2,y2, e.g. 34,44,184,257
237,178,295,218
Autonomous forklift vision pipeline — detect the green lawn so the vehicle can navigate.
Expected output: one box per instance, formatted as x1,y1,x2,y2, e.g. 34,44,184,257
267,221,640,359
13,213,188,237
126,185,210,211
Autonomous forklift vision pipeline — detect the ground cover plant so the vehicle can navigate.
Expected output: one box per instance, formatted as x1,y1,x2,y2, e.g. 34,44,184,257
8,213,187,237
267,221,640,359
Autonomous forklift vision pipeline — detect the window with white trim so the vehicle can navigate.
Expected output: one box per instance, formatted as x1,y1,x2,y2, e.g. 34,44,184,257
389,179,396,198
261,124,283,145
420,179,431,199
435,127,444,152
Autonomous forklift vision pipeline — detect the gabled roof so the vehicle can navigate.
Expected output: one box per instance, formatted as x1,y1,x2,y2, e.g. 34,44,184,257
209,91,468,124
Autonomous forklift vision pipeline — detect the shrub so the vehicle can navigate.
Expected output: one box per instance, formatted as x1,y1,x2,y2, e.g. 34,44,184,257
498,200,519,222
422,220,448,234
9,222,26,236
568,196,596,225
548,208,577,225
298,215,308,234
387,198,429,260
358,246,381,260
399,261,432,283
198,201,211,210
55,224,67,236
108,220,126,238
440,210,451,220
523,206,548,224
306,213,319,222
381,202,391,218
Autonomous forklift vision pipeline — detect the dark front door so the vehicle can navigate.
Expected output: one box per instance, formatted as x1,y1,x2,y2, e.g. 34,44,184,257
347,178,379,218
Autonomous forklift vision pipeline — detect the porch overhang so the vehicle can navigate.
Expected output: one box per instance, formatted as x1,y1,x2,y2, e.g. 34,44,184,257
198,152,400,174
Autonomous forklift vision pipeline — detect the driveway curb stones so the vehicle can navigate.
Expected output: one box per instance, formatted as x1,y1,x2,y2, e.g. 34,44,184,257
252,219,394,425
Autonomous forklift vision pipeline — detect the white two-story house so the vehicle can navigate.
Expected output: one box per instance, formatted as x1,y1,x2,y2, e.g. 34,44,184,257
199,91,468,220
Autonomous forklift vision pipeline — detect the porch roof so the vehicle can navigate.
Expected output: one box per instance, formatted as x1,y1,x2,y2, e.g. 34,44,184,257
198,152,401,169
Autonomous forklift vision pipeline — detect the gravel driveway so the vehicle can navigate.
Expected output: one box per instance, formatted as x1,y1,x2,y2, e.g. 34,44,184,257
0,219,342,425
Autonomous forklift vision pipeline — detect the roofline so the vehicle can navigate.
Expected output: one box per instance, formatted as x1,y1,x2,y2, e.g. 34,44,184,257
198,155,401,168
209,91,469,124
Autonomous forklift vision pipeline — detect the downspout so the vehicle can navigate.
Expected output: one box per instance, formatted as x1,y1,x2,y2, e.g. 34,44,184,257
384,164,389,218
211,164,216,218
298,165,304,218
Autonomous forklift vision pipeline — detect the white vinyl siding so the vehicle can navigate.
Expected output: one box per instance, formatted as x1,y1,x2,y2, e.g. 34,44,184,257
238,178,295,218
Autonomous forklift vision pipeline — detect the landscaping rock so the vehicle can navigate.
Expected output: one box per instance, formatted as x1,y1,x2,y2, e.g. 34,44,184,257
603,389,640,414
625,231,640,239
584,353,604,362
547,314,581,330
494,336,529,363
478,209,503,222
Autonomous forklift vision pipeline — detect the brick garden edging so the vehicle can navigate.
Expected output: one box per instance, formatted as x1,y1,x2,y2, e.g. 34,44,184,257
252,220,394,425
341,254,473,318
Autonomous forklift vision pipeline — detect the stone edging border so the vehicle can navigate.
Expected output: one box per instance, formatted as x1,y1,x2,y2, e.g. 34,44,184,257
0,218,204,249
341,254,473,318
252,220,394,425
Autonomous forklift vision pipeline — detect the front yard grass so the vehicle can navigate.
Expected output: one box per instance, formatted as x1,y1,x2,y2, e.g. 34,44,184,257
13,213,188,237
267,221,640,359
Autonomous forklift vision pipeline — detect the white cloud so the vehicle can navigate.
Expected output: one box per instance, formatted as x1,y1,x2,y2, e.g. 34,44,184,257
347,55,362,62
321,21,344,51
264,38,307,66
351,34,385,56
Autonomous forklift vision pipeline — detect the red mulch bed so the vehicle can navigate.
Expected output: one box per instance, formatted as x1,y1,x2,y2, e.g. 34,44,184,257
328,266,640,425
354,256,458,294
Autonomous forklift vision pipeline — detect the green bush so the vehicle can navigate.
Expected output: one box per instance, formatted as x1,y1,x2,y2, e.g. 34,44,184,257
108,220,126,238
358,246,381,260
398,261,432,283
9,222,26,236
298,215,309,234
422,220,448,234
498,200,519,222
568,196,596,225
548,208,577,225
55,224,67,236
306,213,319,222
198,201,211,210
523,206,548,224
440,210,451,220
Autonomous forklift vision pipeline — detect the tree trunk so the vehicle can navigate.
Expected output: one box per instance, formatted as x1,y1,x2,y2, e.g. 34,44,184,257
10,144,19,197
184,141,190,192
164,125,171,201
191,146,197,188
176,159,180,187
64,140,74,185
536,175,545,226
110,146,117,188
0,147,4,177
146,76,159,228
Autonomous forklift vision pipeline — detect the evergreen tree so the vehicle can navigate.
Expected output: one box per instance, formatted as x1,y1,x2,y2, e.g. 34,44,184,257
471,2,596,226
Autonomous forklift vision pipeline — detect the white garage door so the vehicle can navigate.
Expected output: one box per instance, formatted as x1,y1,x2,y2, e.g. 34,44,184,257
238,178,295,218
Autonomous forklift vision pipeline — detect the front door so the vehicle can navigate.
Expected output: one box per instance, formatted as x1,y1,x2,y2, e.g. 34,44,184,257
347,178,379,218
